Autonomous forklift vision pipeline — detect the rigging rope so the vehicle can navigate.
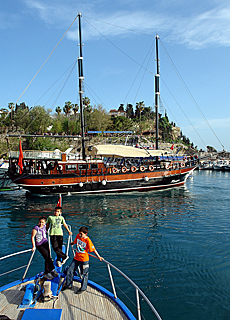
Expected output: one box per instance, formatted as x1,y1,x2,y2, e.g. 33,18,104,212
131,40,155,106
161,78,207,148
83,17,153,76
0,14,79,126
16,15,79,105
83,15,155,38
159,38,224,150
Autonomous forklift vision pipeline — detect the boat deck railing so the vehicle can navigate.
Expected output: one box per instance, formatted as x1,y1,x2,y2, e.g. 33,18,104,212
9,150,62,160
0,229,163,320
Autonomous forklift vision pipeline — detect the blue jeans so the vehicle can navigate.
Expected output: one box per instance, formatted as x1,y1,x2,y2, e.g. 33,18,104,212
66,259,89,291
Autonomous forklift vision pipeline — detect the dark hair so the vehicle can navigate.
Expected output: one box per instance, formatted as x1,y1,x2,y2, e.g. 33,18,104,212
39,216,47,221
55,206,62,211
79,226,88,234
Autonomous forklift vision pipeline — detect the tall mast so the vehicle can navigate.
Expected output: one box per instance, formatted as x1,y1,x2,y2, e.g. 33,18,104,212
78,13,86,160
155,34,160,150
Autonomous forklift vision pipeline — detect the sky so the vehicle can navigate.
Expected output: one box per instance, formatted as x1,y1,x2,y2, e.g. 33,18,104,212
1,0,230,151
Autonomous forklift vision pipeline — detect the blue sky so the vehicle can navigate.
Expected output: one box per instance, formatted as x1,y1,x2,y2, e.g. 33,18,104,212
1,0,230,151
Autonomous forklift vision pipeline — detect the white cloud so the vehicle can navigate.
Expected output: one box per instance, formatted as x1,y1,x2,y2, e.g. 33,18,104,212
171,5,230,49
21,0,230,49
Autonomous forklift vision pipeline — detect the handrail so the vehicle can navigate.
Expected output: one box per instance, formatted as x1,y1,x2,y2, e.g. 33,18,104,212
103,257,162,320
66,225,72,257
89,252,162,320
1,244,162,319
0,249,32,261
22,250,36,280
0,248,35,281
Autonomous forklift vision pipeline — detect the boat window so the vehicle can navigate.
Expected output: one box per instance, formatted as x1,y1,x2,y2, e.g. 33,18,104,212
91,164,98,169
66,164,77,170
78,164,88,170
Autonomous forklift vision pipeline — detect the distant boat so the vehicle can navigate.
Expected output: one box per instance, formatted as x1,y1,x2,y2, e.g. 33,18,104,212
0,159,9,174
7,14,198,195
199,161,213,170
213,159,229,171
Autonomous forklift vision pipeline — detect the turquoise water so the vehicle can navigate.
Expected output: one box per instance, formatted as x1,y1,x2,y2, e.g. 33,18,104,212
1,170,230,319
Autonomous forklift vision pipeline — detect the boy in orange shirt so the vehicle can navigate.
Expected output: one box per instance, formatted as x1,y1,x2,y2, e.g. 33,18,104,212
63,226,103,294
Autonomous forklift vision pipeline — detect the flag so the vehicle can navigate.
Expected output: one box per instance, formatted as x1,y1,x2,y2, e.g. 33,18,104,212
170,143,174,150
18,139,23,174
56,194,62,207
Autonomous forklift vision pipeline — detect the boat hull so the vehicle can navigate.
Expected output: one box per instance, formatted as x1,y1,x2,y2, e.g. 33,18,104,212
9,166,195,195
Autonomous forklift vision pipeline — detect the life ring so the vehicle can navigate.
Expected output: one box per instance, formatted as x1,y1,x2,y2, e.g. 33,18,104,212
140,166,145,172
180,162,185,168
121,166,127,173
149,165,154,171
165,164,170,170
112,167,118,173
131,166,137,172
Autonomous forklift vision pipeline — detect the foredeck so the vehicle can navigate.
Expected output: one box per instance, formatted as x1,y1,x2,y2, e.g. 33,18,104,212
0,280,130,320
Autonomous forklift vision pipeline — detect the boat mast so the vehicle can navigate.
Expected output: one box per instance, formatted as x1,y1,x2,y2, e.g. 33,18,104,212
155,34,160,150
78,13,86,160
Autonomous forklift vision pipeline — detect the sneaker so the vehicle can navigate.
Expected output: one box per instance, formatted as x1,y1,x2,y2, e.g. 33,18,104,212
51,269,59,277
75,288,86,294
44,272,54,280
61,256,69,265
56,261,62,267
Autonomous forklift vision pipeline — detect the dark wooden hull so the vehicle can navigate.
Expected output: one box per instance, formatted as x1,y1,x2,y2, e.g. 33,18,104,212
9,166,196,195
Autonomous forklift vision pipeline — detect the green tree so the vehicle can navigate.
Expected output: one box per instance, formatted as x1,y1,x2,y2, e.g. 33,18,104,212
55,106,62,115
135,101,145,133
63,101,73,116
118,104,124,112
90,104,112,131
8,102,15,126
107,116,133,131
72,104,79,117
125,104,134,118
26,106,52,134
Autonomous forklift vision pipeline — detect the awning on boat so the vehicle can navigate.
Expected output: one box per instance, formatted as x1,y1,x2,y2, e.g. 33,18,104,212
86,144,172,158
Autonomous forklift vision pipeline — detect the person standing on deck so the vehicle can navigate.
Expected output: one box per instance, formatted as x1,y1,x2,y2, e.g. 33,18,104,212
46,206,72,267
63,226,103,294
31,216,58,280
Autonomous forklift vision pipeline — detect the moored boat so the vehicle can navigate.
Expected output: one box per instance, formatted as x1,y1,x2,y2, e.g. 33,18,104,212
199,160,213,170
0,159,9,175
213,159,229,171
7,14,198,195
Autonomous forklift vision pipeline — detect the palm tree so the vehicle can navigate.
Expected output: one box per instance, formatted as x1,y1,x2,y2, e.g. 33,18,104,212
135,101,145,133
55,106,62,115
63,101,73,117
72,104,79,116
83,97,92,132
8,102,15,127
63,101,73,134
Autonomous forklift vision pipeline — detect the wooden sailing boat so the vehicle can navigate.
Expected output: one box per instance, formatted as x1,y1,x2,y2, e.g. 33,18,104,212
7,14,198,195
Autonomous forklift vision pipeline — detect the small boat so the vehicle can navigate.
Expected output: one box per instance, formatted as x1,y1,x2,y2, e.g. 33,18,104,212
0,159,9,175
213,159,229,171
7,14,198,195
199,161,213,170
0,235,162,320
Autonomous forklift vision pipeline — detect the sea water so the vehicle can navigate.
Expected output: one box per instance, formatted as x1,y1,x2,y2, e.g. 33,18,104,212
0,170,230,320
